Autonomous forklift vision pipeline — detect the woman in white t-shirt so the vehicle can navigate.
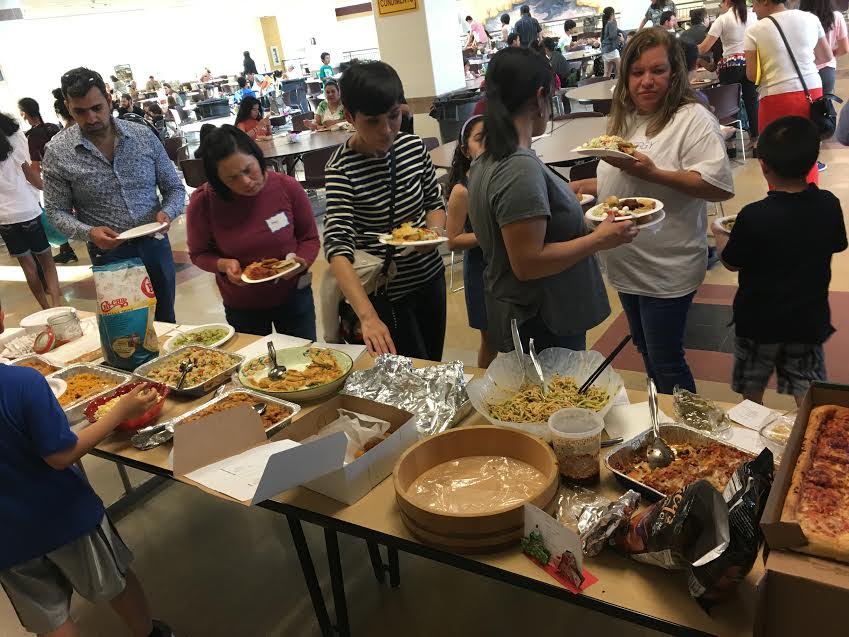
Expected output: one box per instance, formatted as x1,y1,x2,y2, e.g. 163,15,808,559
580,28,734,394
800,0,849,95
0,113,62,309
745,0,832,184
699,0,759,146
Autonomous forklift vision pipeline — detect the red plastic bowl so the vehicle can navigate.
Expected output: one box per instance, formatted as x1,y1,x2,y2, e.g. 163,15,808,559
84,381,170,431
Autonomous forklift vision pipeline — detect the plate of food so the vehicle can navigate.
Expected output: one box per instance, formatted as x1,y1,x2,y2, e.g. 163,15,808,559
573,135,637,161
713,215,738,235
163,324,235,353
84,381,170,431
240,257,300,284
134,346,244,397
238,346,354,402
378,222,449,247
585,196,663,222
169,388,300,432
466,347,624,441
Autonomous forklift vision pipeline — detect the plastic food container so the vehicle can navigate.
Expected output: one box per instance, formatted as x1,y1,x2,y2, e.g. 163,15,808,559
548,408,605,484
84,381,171,431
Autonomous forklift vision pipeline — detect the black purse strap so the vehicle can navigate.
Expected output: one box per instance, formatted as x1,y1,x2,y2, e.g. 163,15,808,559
766,15,813,104
381,146,396,276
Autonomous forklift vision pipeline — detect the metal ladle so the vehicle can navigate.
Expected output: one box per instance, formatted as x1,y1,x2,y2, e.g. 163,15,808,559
646,378,675,469
267,341,287,381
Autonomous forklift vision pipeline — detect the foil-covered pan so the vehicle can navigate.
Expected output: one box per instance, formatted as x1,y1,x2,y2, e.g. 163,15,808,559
46,364,132,423
10,354,62,376
133,345,243,398
604,424,755,502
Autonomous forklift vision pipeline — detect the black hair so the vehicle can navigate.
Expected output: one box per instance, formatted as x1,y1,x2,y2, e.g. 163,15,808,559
339,61,403,117
689,8,706,25
148,102,163,115
237,76,247,88
121,93,131,102
321,52,330,61
483,47,552,160
520,4,530,15
17,97,42,123
60,67,109,101
448,115,484,195
52,87,71,123
194,123,217,158
660,10,676,26
243,51,251,58
501,13,510,25
564,19,576,31
602,7,615,25
542,37,557,52
324,79,340,93
680,41,699,72
800,0,836,34
235,96,263,125
507,33,520,46
0,112,21,161
758,116,819,179
729,0,748,24
201,124,266,199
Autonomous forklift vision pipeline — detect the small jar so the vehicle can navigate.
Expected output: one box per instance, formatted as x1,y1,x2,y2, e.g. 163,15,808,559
47,311,83,345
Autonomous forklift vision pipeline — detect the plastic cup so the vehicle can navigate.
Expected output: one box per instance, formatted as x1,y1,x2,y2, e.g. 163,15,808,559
548,408,605,484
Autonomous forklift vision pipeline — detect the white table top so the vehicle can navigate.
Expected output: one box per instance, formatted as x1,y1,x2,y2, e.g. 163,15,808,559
565,79,617,102
180,115,234,133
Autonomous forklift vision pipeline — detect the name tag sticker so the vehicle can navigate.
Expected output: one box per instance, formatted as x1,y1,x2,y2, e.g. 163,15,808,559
266,211,291,232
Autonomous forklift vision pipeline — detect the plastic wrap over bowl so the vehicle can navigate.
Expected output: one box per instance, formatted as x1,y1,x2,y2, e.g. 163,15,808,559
466,348,623,441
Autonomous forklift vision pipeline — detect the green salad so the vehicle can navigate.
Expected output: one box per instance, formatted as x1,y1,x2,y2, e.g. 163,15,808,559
171,327,228,350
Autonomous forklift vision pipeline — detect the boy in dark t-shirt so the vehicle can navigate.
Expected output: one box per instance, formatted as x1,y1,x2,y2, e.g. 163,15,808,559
717,116,847,405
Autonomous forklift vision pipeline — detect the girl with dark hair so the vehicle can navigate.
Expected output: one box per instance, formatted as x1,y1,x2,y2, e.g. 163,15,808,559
595,28,734,393
0,112,62,308
52,88,72,126
445,115,495,368
467,48,637,354
601,7,621,77
800,0,848,97
187,125,319,337
234,96,271,140
243,50,258,76
638,1,676,30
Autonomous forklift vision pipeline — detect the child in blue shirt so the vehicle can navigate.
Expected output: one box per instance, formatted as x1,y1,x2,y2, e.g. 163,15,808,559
0,305,173,637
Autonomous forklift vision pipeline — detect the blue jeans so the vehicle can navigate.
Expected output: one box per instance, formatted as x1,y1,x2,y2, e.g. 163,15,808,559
618,291,697,394
516,314,586,353
225,286,317,340
87,236,176,323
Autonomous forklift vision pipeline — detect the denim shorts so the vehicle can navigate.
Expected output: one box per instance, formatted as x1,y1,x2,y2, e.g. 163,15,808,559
732,338,826,397
0,216,50,258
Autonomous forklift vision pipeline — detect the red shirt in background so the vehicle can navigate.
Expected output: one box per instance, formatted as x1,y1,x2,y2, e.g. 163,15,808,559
187,171,320,310
237,118,271,139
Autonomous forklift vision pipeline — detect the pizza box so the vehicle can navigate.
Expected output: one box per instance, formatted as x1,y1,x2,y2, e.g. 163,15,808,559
268,395,417,505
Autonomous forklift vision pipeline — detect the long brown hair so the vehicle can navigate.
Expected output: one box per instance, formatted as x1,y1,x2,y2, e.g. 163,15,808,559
608,28,699,139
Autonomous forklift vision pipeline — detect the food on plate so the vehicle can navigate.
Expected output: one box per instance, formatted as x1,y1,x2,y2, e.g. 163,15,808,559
487,375,608,423
242,347,344,392
243,257,296,281
578,134,636,155
782,405,849,561
183,392,293,430
354,433,391,459
598,196,655,217
719,216,737,232
625,442,752,495
406,455,548,514
143,347,238,388
92,385,164,421
15,358,58,376
171,327,229,350
389,222,439,243
58,373,119,407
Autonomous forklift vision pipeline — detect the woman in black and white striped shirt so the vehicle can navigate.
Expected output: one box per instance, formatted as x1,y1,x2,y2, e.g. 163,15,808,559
324,61,447,359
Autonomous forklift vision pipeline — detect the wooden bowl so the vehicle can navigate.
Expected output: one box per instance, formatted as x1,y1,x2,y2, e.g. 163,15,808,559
393,426,559,554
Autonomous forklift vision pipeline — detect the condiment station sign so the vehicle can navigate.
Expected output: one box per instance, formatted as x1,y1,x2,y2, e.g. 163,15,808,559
376,0,417,17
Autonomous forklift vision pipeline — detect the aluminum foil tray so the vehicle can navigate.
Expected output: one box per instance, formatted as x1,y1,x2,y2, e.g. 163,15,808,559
133,346,244,398
604,424,755,502
11,354,62,375
46,364,132,423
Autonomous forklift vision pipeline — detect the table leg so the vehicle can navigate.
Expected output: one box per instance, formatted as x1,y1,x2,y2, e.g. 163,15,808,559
366,540,386,584
287,516,334,637
387,546,400,589
365,541,402,589
324,529,351,637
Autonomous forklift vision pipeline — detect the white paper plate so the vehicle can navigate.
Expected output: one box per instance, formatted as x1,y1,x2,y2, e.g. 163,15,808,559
378,234,449,247
240,260,300,284
713,215,738,235
573,147,637,161
579,193,595,206
163,324,236,353
585,197,663,222
47,378,67,399
116,222,168,240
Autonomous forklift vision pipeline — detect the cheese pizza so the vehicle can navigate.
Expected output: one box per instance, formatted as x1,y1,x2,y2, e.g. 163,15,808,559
782,405,849,562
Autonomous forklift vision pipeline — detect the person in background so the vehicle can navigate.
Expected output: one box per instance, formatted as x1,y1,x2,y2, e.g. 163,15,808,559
542,37,572,85
110,74,126,95
0,113,62,309
700,0,759,157
0,358,174,637
592,28,734,393
745,0,831,185
601,7,622,77
514,4,542,48
53,88,72,127
194,123,217,158
43,67,184,323
163,83,183,107
17,97,79,265
446,115,496,368
660,11,678,34
507,32,522,48
118,93,144,117
560,19,583,52
323,61,446,359
499,13,511,48
800,0,848,172
200,67,213,82
243,50,258,76
465,15,490,49
128,80,139,101
717,116,846,406
234,76,256,103
467,48,637,353
234,96,271,140
310,79,345,130
145,102,166,139
639,1,677,30
145,75,160,91
681,41,711,105
187,126,319,338
680,8,709,46
318,52,334,85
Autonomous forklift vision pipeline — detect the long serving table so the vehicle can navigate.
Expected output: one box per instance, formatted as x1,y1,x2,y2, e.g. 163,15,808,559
89,331,759,637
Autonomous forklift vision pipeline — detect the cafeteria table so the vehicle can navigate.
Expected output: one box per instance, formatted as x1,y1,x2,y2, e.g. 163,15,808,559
86,329,760,637
565,79,617,103
254,129,352,176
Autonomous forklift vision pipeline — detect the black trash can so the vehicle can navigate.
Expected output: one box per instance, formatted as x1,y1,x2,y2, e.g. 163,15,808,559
195,98,231,120
429,88,482,143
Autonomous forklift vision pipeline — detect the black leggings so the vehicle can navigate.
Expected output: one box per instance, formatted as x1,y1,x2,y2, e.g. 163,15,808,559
372,275,446,361
718,65,759,139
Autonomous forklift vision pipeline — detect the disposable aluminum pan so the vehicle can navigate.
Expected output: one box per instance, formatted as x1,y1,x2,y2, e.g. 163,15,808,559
46,364,132,423
166,386,301,433
604,424,755,502
133,346,244,398
11,354,62,375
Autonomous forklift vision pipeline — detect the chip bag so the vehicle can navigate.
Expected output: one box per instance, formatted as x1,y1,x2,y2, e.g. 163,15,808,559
93,258,159,371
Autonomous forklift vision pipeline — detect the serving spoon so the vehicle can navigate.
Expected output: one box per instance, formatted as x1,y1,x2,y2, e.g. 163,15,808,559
646,378,675,470
267,341,287,381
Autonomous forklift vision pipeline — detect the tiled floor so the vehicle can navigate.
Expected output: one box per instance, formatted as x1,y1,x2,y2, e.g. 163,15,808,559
5,70,849,635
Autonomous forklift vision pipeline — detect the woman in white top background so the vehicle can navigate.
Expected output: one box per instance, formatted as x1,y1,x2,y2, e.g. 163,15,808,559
745,0,832,185
699,0,759,150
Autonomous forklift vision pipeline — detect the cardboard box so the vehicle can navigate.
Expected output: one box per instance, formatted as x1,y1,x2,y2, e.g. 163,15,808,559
755,382,849,637
271,395,416,505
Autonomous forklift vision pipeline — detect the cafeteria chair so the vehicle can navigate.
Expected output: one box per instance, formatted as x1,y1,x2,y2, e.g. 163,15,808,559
592,99,613,116
569,159,599,181
577,76,611,87
562,111,603,119
164,136,188,166
298,146,337,190
291,112,315,133
180,158,208,188
421,137,440,152
703,83,745,161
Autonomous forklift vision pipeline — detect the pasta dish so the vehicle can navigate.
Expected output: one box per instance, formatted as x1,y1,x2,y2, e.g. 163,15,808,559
578,135,636,155
487,375,608,423
144,347,239,388
243,348,344,392
183,392,293,430
59,373,119,407
389,222,439,243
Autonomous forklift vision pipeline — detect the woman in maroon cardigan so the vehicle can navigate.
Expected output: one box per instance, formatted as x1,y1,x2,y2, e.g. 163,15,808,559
186,125,320,338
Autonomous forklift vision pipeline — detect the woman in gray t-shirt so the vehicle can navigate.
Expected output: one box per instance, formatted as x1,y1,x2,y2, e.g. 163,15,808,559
467,47,638,353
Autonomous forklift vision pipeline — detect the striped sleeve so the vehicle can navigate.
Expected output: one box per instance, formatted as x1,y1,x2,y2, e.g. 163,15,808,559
420,143,444,214
323,155,356,263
